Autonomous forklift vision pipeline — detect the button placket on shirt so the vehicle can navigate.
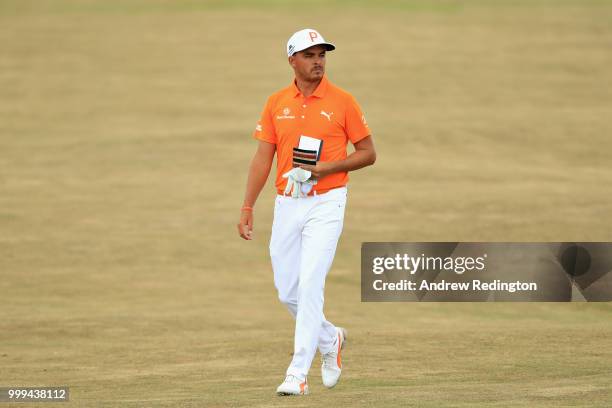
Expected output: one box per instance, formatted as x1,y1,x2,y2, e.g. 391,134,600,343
294,97,306,135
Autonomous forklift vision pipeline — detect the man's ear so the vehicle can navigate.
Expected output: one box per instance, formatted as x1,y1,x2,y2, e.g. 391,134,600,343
288,55,296,68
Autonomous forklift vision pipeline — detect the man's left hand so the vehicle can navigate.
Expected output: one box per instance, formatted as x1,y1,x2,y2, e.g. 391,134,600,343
298,161,336,180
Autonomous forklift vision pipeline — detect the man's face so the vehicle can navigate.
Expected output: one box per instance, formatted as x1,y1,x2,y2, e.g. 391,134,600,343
289,45,327,82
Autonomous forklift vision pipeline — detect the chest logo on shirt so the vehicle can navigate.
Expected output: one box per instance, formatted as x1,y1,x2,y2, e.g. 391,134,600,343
320,110,333,121
276,107,295,120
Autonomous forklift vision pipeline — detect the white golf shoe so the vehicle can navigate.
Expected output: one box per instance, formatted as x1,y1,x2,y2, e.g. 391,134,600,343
321,327,347,388
276,375,309,396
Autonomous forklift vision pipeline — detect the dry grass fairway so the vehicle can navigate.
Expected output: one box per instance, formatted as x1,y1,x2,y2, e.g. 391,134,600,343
1,0,612,406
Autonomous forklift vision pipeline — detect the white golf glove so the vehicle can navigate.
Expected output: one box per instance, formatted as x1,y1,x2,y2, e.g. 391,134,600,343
282,167,312,198
300,174,317,195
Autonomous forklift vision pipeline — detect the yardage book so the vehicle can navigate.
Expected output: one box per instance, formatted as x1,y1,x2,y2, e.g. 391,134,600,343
294,135,322,195
298,135,323,160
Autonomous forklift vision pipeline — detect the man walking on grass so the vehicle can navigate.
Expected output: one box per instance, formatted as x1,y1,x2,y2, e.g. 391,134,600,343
237,28,376,396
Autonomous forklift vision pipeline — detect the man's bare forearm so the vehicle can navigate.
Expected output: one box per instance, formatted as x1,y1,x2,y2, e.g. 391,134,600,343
328,148,376,173
298,136,376,179
243,157,273,208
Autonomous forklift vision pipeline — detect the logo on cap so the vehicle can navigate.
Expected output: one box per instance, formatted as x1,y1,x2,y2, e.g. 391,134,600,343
288,44,295,55
309,31,318,42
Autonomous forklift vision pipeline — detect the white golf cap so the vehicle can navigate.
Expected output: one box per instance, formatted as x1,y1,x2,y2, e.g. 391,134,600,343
286,28,335,57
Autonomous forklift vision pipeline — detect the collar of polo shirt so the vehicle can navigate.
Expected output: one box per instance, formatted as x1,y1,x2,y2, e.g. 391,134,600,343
292,75,329,99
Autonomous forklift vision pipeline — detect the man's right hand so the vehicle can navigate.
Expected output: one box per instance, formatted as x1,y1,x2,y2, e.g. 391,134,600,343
237,209,254,240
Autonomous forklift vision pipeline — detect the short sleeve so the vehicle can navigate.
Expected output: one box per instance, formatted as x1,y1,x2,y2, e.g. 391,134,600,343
345,95,370,144
253,97,277,144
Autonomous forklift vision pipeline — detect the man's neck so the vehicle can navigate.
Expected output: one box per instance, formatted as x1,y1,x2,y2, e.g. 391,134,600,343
295,77,322,98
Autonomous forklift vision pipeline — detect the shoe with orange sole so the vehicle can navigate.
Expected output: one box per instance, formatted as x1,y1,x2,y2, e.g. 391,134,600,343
321,327,347,388
276,375,309,396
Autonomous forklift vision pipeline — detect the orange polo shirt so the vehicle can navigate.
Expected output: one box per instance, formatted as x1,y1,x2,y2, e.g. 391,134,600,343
253,75,371,195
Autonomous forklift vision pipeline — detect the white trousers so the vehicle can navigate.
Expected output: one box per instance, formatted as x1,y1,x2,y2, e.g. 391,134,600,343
269,186,347,381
